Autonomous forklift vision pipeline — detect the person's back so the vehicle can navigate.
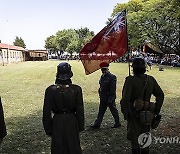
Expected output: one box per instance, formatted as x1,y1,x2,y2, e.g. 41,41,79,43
123,74,163,106
43,62,84,154
45,84,82,114
120,57,164,154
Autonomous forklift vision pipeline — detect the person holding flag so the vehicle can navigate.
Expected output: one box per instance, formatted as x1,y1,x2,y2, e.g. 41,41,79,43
90,62,121,129
120,57,164,154
79,9,127,129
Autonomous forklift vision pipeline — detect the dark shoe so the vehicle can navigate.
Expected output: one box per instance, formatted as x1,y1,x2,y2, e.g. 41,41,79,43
111,123,121,128
90,125,100,129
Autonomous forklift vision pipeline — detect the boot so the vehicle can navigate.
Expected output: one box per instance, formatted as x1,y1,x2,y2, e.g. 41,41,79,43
111,123,121,128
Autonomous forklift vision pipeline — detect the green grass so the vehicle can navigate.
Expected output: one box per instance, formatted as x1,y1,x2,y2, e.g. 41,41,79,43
0,61,179,154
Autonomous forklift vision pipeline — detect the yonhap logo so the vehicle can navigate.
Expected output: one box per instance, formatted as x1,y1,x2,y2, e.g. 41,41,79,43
138,132,152,148
138,133,180,148
154,136,180,144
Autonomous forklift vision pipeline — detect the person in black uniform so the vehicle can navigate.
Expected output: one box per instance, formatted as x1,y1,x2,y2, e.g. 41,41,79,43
0,97,7,145
120,57,164,154
42,62,85,154
90,62,121,129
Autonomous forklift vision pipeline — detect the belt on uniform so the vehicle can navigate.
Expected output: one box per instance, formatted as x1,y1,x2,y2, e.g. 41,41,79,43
53,110,75,114
100,92,110,95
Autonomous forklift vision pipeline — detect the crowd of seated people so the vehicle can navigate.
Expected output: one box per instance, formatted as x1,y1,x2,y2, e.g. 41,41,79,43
48,51,180,67
114,52,180,67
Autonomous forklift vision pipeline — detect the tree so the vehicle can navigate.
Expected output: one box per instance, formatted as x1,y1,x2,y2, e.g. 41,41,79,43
140,0,180,54
64,29,79,55
75,27,94,53
112,0,144,50
44,27,94,56
13,36,26,48
44,35,58,52
56,29,77,54
44,35,58,57
111,0,180,54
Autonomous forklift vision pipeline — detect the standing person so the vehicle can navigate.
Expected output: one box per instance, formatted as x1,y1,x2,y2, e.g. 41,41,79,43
146,56,153,71
0,97,7,145
42,62,85,154
90,62,121,129
120,57,164,154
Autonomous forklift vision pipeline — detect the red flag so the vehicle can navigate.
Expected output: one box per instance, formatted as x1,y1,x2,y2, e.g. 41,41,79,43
80,10,128,75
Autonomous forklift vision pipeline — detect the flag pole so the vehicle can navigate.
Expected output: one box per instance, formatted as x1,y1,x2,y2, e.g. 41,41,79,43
125,9,130,76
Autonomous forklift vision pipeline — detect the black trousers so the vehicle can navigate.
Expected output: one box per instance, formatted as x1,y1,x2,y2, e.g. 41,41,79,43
94,98,120,126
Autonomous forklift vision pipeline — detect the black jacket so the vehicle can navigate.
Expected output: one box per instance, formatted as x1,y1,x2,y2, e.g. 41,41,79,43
99,72,117,101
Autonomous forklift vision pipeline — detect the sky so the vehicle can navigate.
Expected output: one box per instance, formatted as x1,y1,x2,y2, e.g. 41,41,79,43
0,0,129,49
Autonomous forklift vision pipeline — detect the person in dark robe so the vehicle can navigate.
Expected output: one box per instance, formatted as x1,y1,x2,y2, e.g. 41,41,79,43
0,97,7,145
43,62,85,154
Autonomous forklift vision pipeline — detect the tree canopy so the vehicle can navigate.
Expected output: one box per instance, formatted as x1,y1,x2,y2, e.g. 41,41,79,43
44,27,94,56
112,0,179,54
13,36,26,49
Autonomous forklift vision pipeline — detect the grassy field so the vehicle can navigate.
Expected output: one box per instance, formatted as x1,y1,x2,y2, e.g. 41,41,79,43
0,60,179,154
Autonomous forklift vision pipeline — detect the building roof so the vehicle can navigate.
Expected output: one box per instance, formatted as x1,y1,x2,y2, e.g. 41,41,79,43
144,42,163,54
28,49,48,53
0,43,25,51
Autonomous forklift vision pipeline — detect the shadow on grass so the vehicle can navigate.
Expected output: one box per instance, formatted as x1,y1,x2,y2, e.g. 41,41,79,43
82,100,180,154
0,102,131,154
0,111,51,154
150,97,180,154
0,99,179,154
81,125,131,154
82,101,131,154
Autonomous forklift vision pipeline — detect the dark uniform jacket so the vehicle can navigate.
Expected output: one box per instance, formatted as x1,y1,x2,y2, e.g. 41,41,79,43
42,84,84,154
0,97,7,139
120,74,164,145
99,72,117,102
